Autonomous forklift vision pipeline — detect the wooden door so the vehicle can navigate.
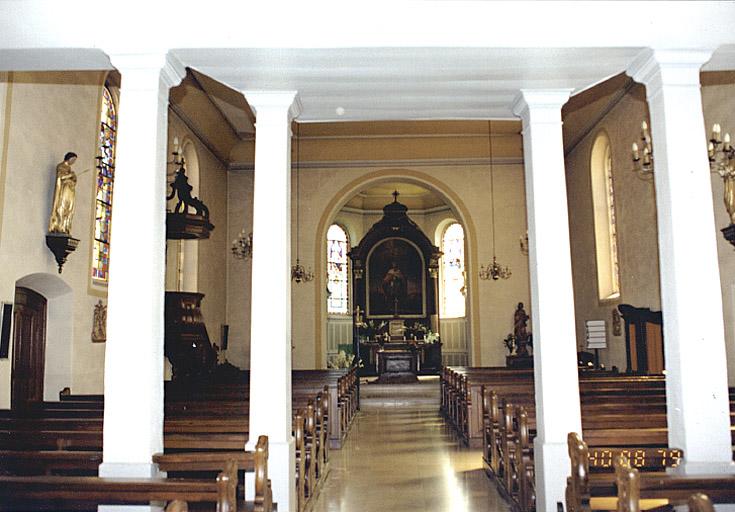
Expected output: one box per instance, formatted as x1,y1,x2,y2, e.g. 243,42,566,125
11,287,47,408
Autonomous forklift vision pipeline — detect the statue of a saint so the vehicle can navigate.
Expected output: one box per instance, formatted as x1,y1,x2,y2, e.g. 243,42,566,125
513,302,531,357
724,172,735,225
48,152,78,234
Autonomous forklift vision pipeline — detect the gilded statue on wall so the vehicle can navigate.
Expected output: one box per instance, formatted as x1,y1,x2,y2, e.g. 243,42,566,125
91,300,107,343
48,152,78,234
723,172,735,225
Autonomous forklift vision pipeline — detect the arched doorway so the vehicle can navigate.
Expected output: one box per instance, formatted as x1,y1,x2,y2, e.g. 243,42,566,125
11,287,47,408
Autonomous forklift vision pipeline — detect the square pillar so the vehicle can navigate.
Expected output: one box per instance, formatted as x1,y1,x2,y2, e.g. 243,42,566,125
243,90,301,512
513,89,583,512
628,49,734,474
99,52,184,484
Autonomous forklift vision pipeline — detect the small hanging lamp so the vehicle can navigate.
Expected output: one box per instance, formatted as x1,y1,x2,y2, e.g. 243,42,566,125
292,124,314,283
479,120,511,281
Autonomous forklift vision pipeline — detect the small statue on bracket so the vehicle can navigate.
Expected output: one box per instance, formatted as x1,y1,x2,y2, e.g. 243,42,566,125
48,152,78,235
46,152,80,273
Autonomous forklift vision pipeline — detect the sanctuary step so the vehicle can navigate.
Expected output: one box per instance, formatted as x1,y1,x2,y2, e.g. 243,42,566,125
359,376,440,408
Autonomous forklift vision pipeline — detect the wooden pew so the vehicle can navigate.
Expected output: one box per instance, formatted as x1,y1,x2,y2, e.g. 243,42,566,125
566,432,735,512
474,369,735,512
0,460,237,512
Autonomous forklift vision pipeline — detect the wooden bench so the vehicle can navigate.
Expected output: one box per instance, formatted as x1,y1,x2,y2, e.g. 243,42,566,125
0,460,237,512
566,432,735,512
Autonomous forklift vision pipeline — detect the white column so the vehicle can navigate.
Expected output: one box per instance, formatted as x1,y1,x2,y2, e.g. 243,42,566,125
99,53,184,483
628,49,734,474
243,91,301,512
512,90,583,512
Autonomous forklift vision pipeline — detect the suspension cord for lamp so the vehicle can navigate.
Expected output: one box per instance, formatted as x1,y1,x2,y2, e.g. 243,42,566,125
295,123,300,262
488,120,497,258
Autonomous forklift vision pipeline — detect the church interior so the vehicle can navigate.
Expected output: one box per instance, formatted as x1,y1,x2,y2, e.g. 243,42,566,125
1,2,735,512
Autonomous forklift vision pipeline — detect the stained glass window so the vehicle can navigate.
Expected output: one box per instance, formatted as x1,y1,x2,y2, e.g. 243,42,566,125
590,133,620,300
327,224,350,314
605,145,620,294
441,222,466,318
92,87,117,283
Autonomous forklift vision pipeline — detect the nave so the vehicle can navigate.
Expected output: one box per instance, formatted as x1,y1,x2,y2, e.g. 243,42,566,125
311,378,510,512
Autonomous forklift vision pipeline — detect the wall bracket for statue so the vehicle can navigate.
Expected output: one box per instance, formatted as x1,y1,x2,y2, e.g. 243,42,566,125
45,233,79,273
721,224,735,249
166,161,214,240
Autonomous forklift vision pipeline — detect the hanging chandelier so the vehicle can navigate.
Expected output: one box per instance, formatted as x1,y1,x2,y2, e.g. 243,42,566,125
292,124,314,283
231,229,253,260
479,120,511,281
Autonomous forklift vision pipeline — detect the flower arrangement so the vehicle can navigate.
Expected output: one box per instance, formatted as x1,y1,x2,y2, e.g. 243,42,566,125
404,322,428,339
357,319,388,340
327,350,355,369
425,330,440,344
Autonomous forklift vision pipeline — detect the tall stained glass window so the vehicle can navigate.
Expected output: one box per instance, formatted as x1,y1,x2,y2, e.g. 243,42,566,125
92,87,117,282
590,133,620,300
327,224,350,314
441,222,466,318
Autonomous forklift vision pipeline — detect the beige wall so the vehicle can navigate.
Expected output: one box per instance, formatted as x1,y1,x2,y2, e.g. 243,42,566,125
565,78,735,384
0,71,109,407
565,86,662,371
702,79,735,386
226,123,531,369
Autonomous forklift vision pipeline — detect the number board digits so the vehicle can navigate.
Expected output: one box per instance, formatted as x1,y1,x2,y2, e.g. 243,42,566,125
588,448,682,469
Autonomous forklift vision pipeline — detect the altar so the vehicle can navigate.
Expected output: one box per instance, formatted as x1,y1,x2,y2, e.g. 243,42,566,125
349,192,444,379
358,340,442,378
376,347,419,383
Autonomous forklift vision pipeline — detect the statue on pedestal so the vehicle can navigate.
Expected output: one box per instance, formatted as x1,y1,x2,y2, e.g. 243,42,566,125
514,302,530,357
48,152,78,235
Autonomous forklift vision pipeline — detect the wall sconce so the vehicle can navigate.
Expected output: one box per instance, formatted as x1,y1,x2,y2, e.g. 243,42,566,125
231,229,253,260
631,121,654,179
708,123,735,247
520,231,528,256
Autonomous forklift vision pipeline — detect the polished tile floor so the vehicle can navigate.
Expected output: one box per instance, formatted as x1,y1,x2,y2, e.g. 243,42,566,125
310,378,511,512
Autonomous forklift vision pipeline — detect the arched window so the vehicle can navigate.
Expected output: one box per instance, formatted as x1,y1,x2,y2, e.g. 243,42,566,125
591,133,620,300
91,86,117,283
327,224,350,315
441,222,466,318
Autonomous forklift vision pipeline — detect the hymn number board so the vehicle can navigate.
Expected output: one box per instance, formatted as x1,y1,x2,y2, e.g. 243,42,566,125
588,448,682,470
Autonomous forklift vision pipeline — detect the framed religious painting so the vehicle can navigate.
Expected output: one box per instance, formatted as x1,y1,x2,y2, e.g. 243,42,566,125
366,237,426,318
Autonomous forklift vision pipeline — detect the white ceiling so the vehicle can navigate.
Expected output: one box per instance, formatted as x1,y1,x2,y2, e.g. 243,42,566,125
2,1,735,123
175,47,646,122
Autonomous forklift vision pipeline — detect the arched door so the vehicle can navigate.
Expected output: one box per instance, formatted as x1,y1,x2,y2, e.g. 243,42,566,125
11,287,47,408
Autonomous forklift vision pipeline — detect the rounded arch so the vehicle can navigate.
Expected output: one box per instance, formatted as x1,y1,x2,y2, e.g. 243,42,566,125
434,216,460,248
14,273,73,402
313,168,481,367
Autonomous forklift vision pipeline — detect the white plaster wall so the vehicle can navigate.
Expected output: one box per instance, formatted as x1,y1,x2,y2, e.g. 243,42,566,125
0,71,108,407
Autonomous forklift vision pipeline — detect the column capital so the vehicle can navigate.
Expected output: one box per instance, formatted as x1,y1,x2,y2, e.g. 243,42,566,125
107,51,186,90
511,89,572,125
243,90,302,120
627,48,713,99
